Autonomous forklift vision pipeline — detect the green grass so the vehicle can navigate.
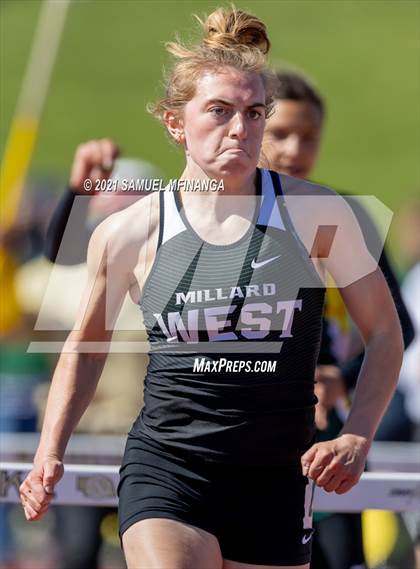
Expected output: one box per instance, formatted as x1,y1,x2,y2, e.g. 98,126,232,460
1,0,419,213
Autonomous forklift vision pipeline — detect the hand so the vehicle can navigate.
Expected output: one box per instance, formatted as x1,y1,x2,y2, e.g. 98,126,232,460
19,457,64,521
301,434,370,494
69,139,120,194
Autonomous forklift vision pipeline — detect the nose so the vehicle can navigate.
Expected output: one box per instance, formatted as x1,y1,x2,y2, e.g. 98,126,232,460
282,133,301,158
229,112,247,140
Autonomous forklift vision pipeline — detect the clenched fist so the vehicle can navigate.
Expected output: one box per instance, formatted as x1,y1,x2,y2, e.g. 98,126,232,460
301,433,370,494
19,457,64,521
69,138,120,194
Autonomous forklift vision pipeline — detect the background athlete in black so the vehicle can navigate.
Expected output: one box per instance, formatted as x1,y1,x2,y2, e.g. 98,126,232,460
262,70,414,569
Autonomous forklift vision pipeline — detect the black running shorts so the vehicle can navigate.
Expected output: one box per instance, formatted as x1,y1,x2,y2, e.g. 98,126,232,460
118,432,315,566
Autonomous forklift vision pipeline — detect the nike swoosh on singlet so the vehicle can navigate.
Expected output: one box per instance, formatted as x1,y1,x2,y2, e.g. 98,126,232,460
251,255,281,269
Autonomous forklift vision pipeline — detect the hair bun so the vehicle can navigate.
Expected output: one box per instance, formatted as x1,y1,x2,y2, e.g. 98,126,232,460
200,7,270,54
150,7,274,125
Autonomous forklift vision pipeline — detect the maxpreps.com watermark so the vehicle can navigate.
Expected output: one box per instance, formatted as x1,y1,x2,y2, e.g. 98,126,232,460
193,358,277,373
83,178,225,192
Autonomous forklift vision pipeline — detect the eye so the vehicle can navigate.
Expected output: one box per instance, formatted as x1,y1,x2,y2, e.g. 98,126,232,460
247,109,263,120
209,107,227,117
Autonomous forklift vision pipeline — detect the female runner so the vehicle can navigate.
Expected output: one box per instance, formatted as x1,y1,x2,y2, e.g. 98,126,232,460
19,7,403,569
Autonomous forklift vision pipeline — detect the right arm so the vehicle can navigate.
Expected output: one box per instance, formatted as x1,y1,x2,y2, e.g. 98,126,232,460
20,210,133,521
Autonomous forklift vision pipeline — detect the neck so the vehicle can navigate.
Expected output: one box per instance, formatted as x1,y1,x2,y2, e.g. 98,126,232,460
180,157,257,196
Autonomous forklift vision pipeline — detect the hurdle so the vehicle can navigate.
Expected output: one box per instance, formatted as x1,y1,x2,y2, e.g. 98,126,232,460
1,433,419,512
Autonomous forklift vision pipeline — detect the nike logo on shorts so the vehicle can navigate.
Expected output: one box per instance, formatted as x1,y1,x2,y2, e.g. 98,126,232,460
301,530,314,545
251,255,281,269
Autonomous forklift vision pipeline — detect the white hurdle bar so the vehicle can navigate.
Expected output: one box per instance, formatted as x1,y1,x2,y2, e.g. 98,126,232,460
1,434,419,472
0,462,419,512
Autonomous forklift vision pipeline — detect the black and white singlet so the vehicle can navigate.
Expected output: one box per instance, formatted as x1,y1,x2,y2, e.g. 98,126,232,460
130,168,325,465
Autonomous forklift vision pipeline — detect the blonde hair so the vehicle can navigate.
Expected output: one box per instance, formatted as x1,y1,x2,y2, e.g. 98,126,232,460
148,6,274,122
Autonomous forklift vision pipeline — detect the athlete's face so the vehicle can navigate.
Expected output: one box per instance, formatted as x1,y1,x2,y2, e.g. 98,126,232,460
262,99,323,179
172,68,267,181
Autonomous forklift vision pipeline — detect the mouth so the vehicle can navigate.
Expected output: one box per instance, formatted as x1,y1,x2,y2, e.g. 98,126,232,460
223,147,249,157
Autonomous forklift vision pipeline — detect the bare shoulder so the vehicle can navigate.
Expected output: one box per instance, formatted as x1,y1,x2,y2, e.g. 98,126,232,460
278,174,377,287
277,174,341,254
278,173,361,235
87,191,160,273
279,173,335,198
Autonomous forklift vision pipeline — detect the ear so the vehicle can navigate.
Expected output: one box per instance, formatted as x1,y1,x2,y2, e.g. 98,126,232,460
163,110,185,144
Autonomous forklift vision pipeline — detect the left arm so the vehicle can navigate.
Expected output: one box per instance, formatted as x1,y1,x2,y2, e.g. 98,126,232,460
338,270,403,440
340,249,415,390
345,197,415,350
340,197,414,389
299,197,404,494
